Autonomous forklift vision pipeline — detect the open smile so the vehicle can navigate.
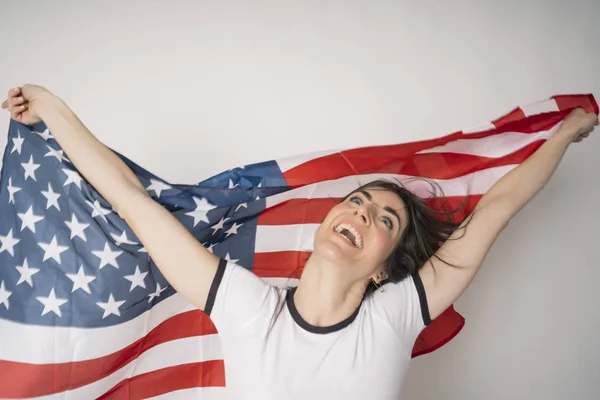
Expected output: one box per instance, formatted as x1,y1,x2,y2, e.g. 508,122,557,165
333,222,363,249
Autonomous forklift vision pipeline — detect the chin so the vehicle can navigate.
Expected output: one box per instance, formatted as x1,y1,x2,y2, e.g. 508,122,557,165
313,237,360,265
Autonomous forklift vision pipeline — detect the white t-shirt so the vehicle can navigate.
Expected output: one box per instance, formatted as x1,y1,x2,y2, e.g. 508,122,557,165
204,258,432,400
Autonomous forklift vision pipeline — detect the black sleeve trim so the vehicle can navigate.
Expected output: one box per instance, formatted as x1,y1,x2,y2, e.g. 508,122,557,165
204,258,227,317
411,271,432,326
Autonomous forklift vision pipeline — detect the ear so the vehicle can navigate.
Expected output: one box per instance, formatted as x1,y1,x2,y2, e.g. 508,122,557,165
372,268,388,284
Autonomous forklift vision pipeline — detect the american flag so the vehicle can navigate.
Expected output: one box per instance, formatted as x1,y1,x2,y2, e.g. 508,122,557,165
0,93,597,399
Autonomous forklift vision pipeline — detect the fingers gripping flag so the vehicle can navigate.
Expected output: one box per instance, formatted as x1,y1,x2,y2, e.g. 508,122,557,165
0,94,597,398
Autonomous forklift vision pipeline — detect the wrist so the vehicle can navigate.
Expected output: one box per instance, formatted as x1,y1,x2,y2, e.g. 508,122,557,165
549,127,575,149
36,92,66,121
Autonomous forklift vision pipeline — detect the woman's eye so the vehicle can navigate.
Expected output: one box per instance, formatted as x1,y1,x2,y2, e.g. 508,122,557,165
381,216,393,229
350,196,362,205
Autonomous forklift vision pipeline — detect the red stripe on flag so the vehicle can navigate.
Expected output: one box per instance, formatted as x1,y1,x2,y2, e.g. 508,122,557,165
258,198,337,225
0,310,218,398
412,304,465,358
396,142,542,179
98,360,226,400
282,135,460,187
253,251,310,278
491,106,526,128
553,94,599,115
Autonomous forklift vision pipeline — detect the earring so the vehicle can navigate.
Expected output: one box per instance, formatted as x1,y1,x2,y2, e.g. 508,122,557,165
372,278,385,293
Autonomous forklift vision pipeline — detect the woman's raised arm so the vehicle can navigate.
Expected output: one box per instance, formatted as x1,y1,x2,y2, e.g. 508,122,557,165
418,108,598,322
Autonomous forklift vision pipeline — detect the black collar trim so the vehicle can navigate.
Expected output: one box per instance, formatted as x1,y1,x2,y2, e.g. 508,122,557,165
285,287,362,334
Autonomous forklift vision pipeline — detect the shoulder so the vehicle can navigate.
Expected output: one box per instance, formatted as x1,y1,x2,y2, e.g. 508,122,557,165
366,272,432,336
204,259,283,333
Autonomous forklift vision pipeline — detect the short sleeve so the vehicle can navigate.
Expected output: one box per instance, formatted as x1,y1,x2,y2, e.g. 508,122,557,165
369,272,432,345
204,258,277,335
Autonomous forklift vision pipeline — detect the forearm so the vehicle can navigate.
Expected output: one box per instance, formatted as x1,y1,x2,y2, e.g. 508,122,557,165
37,94,149,212
476,129,573,218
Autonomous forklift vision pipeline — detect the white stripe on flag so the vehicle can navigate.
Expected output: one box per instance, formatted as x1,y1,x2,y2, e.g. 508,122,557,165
520,98,559,117
0,294,196,363
255,224,320,253
147,388,228,400
276,148,343,173
29,335,223,400
133,334,222,375
416,121,561,156
462,122,496,134
264,165,519,209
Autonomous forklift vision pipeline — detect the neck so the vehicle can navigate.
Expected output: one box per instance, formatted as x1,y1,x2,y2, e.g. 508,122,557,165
293,254,366,328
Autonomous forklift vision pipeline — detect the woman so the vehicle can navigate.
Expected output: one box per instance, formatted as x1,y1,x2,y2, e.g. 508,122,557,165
2,85,598,399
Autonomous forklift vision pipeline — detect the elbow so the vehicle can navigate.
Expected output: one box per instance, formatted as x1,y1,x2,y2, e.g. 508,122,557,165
113,185,152,221
474,200,512,230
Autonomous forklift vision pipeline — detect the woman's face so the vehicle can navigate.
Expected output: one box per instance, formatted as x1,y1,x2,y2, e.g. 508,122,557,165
313,188,408,283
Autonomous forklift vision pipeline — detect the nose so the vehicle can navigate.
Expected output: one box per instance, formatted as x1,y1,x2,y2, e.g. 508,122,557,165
354,204,371,225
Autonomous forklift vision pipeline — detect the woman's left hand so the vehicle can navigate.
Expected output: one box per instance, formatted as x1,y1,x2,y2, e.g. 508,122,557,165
1,84,54,126
559,107,599,144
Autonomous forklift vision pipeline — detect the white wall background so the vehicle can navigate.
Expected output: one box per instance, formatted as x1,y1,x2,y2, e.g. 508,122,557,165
1,1,599,398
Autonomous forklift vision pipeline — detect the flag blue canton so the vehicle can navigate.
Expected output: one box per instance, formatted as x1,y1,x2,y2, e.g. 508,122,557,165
0,120,290,328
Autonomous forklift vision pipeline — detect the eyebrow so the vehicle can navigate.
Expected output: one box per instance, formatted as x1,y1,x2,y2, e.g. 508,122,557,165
357,190,402,229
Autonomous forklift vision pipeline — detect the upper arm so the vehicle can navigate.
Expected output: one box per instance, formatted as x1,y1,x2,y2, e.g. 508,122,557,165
418,203,510,321
118,189,220,311
207,259,277,335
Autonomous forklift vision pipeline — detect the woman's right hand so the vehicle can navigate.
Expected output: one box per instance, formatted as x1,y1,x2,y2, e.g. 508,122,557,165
1,84,54,126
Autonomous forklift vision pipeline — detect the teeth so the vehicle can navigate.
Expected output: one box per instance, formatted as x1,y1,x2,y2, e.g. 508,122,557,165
334,223,362,248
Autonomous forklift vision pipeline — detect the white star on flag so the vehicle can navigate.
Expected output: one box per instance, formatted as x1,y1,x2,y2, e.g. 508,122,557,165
92,241,123,269
225,222,243,237
211,217,230,235
15,258,40,287
86,200,112,222
44,145,67,162
123,265,148,291
36,288,68,317
97,293,125,319
0,228,20,257
228,179,238,189
66,266,96,294
21,155,40,181
41,182,61,211
254,182,263,200
0,281,12,310
202,242,216,253
7,177,22,204
185,196,217,227
148,283,167,303
11,132,24,154
224,253,239,264
17,205,45,233
65,213,90,241
146,179,172,198
38,235,70,264
111,231,138,246
35,128,54,140
234,202,248,212
62,168,83,189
